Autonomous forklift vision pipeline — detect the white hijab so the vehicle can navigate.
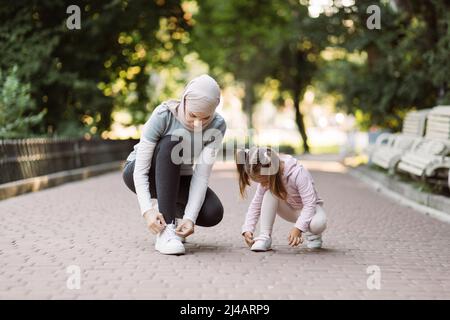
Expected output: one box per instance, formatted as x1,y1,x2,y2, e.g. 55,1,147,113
166,74,221,131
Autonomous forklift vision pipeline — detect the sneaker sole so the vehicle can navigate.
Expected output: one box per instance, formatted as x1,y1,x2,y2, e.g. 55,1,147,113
251,240,272,252
156,248,185,255
251,248,272,252
155,244,186,255
250,245,272,252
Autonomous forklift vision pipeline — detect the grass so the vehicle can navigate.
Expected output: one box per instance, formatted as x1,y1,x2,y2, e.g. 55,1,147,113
367,163,448,195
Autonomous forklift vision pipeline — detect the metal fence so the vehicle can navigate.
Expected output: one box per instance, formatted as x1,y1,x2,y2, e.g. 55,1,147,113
0,138,138,184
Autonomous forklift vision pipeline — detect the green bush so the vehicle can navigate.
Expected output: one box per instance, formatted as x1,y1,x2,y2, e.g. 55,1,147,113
0,66,46,138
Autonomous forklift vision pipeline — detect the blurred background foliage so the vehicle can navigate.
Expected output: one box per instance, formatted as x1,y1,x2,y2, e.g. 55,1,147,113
0,0,190,137
0,0,449,153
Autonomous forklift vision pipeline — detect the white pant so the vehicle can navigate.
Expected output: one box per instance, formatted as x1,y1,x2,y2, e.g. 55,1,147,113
260,191,327,236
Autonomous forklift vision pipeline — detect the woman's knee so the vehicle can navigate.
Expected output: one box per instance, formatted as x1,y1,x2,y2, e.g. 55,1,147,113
207,200,224,226
122,161,136,193
198,195,224,227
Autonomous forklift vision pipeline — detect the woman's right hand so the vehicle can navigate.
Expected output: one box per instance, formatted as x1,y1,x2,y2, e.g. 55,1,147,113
243,231,254,247
143,209,166,234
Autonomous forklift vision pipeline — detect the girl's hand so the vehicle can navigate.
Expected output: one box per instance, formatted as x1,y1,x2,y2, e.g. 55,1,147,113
143,209,166,234
175,219,195,238
243,232,255,247
288,227,303,247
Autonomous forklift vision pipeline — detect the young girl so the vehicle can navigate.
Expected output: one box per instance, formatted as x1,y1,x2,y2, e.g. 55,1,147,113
236,147,327,251
122,74,226,255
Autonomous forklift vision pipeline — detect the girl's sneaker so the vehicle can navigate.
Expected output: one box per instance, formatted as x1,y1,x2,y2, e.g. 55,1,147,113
251,235,272,252
305,232,323,249
155,224,185,255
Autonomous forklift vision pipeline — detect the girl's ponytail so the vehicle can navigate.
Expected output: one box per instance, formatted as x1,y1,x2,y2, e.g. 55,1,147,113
270,164,287,201
235,149,250,197
235,147,287,200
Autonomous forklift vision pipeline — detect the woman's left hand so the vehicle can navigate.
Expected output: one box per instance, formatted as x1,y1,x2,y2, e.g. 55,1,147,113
175,219,195,237
288,227,303,247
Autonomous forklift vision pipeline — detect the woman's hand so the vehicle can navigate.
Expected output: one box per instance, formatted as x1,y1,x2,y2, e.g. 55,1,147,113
143,209,166,234
243,231,255,247
175,219,195,238
288,227,303,247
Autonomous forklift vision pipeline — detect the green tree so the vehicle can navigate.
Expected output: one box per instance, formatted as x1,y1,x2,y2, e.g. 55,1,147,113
0,0,190,136
190,0,287,130
191,0,336,152
317,0,450,130
0,66,45,138
268,1,336,153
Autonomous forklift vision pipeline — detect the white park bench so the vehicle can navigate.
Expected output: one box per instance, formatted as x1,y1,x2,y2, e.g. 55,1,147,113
370,109,430,173
396,106,450,190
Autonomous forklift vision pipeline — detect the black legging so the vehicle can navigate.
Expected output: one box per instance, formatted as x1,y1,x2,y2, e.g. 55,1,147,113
122,135,223,227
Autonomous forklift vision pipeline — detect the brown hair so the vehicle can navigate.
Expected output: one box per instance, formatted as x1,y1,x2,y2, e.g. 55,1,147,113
235,147,287,200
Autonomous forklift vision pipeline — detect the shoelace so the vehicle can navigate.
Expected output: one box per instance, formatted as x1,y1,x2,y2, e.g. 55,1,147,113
163,224,178,241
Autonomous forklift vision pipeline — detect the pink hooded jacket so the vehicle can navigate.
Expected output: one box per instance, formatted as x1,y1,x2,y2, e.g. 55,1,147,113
242,154,323,234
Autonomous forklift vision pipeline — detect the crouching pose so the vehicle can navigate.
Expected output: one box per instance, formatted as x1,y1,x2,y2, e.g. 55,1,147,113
123,74,226,255
236,147,327,251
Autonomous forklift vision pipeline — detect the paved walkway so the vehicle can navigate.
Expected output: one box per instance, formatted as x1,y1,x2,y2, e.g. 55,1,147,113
1,160,449,299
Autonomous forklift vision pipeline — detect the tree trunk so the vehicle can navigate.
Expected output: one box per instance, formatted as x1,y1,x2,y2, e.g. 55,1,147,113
244,80,254,130
243,80,256,147
293,94,310,153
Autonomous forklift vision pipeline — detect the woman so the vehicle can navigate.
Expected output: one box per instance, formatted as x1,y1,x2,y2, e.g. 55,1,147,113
122,74,226,255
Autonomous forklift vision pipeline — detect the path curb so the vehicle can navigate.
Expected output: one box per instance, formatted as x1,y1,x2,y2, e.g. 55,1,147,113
349,165,450,224
0,161,124,201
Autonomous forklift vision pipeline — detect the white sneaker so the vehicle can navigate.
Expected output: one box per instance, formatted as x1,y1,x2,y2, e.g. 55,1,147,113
175,219,186,243
305,232,323,249
155,224,185,255
251,235,272,252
